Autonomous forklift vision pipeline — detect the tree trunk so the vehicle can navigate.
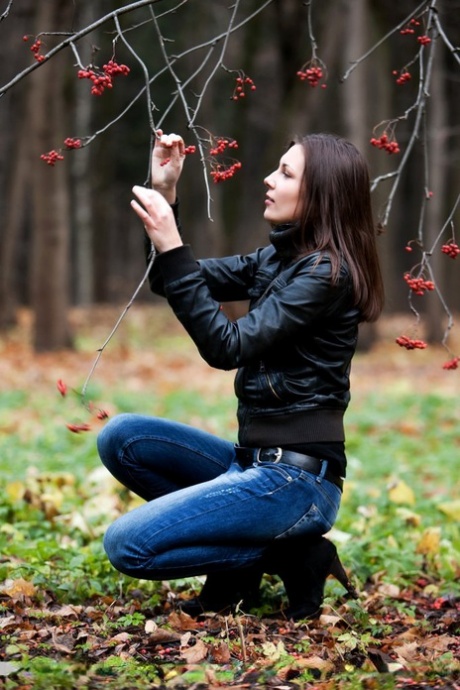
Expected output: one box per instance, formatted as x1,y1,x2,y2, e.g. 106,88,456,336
30,0,73,351
72,1,98,305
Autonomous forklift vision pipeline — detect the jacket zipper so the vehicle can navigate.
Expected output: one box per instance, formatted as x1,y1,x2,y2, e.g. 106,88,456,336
260,362,283,401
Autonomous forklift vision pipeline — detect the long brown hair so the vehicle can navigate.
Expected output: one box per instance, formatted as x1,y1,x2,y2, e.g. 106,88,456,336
291,133,384,323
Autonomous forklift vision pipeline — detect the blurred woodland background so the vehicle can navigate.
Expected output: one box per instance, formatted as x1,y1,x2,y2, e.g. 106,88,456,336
0,0,459,353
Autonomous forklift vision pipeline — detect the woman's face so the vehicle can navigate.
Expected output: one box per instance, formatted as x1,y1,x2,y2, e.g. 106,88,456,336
263,144,305,225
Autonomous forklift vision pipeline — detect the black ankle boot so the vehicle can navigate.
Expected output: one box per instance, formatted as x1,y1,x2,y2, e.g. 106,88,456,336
179,566,263,617
264,536,358,621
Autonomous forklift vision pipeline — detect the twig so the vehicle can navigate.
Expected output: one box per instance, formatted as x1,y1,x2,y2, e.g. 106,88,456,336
80,244,156,403
341,0,430,82
0,0,14,22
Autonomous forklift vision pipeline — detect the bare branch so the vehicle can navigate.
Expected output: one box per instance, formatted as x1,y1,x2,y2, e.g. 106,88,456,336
0,0,13,22
341,0,430,82
0,0,167,97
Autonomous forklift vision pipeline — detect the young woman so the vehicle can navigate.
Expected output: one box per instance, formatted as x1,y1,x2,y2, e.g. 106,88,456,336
97,131,384,620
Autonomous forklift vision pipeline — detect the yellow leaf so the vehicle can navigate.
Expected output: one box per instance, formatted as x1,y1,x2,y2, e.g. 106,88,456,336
388,479,415,506
416,527,441,555
438,500,460,521
395,507,422,526
1,578,36,600
5,481,25,502
261,640,287,661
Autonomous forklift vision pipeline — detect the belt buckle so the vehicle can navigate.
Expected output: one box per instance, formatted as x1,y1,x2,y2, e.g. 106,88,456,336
257,447,283,463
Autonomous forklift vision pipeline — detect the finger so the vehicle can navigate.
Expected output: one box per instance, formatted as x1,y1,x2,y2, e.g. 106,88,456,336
130,198,149,224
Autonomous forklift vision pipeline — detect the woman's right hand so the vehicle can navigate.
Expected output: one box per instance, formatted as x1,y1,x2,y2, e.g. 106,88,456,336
151,130,185,204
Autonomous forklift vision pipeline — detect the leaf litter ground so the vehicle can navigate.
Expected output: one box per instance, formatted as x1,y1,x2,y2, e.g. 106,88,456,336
0,306,459,689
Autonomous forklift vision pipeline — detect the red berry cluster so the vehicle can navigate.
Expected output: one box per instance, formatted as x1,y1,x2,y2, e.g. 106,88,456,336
77,59,130,96
393,69,411,85
296,65,326,88
442,356,459,370
403,272,435,295
210,138,238,155
417,35,432,45
159,145,196,167
232,75,256,101
400,18,421,35
103,60,130,77
395,335,427,350
64,137,82,149
370,132,400,154
400,18,431,45
441,241,460,259
210,161,242,183
40,150,64,166
26,37,46,63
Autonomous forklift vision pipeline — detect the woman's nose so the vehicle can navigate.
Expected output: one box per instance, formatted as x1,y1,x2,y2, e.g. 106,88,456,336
264,173,274,188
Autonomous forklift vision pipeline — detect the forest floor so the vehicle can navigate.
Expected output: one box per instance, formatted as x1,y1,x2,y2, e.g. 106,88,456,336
0,306,459,690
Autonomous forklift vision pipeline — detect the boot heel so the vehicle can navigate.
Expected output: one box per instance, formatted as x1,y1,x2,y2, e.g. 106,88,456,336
329,554,358,599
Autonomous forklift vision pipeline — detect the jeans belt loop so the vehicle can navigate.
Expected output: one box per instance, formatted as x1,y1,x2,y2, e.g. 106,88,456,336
316,459,328,484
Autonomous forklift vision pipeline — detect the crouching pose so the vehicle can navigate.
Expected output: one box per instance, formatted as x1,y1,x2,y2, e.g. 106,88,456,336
97,130,384,619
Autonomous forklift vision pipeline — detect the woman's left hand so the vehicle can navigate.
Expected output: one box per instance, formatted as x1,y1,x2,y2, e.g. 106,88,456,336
131,186,183,253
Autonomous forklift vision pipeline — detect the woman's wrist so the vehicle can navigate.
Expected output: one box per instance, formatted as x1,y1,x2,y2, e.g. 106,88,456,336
152,185,176,205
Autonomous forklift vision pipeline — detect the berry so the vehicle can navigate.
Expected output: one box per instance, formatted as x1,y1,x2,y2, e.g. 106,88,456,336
417,35,431,45
441,242,460,259
77,60,129,96
64,137,82,149
395,335,427,350
40,150,64,166
442,356,459,370
394,70,411,85
370,132,400,154
231,74,256,101
296,65,325,87
403,272,435,295
210,161,242,183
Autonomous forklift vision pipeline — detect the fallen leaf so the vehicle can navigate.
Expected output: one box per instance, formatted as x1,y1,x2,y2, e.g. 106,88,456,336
416,527,441,555
180,637,209,663
378,583,400,598
438,500,460,521
1,578,36,600
388,479,415,506
210,641,231,663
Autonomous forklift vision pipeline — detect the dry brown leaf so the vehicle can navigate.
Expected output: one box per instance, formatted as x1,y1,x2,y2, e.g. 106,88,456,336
180,637,209,664
148,628,181,644
167,609,200,631
377,583,400,598
293,655,335,673
210,641,231,664
393,641,419,662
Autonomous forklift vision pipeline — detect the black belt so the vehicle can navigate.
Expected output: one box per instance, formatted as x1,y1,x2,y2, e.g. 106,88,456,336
234,445,343,491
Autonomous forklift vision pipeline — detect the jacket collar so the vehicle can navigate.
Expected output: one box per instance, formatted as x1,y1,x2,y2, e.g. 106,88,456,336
269,222,301,261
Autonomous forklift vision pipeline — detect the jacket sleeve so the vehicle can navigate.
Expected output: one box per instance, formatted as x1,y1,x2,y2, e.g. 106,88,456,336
146,201,265,300
155,244,351,370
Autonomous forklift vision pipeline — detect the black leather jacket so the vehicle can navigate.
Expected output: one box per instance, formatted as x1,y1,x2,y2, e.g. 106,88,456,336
146,214,361,449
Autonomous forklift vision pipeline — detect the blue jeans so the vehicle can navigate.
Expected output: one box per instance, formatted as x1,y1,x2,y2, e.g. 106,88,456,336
97,414,342,580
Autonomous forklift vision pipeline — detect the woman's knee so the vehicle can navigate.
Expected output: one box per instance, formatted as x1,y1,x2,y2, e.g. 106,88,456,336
97,413,137,465
103,518,144,577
